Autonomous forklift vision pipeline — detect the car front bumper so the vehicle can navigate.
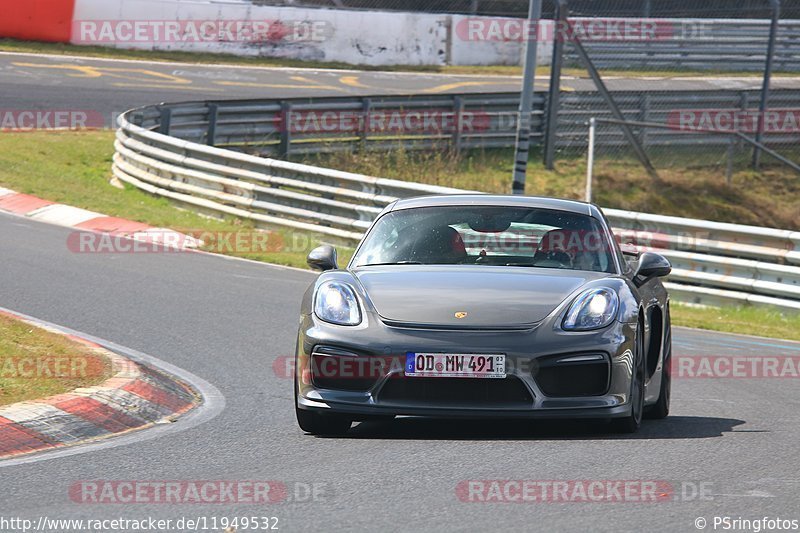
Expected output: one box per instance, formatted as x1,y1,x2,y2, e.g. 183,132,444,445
295,313,638,420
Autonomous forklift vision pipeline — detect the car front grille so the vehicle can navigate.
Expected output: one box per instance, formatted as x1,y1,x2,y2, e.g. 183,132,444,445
378,376,534,406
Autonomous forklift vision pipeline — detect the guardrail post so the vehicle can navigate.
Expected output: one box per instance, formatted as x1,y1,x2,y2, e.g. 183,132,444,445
206,104,218,147
452,96,464,154
360,98,371,152
158,107,171,136
279,102,293,158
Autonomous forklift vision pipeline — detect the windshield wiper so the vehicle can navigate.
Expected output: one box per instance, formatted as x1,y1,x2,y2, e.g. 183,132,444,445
359,261,423,267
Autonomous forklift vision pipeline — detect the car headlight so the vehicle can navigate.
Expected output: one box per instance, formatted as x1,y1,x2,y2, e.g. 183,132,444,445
314,281,362,326
562,288,619,331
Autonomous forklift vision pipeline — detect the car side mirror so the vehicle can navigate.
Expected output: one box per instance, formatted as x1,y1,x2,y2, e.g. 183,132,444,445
307,245,338,271
634,252,671,286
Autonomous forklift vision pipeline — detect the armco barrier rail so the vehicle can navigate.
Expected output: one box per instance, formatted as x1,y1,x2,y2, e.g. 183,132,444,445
114,98,800,311
131,90,800,158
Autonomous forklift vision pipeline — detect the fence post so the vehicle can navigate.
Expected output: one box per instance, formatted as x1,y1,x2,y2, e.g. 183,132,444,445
279,102,292,158
543,0,566,170
452,96,464,154
206,103,218,146
511,0,543,195
753,0,781,169
639,94,650,148
586,118,596,202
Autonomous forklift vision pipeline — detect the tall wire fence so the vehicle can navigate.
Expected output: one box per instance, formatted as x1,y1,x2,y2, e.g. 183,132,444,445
543,0,799,188
248,0,800,194
252,0,800,18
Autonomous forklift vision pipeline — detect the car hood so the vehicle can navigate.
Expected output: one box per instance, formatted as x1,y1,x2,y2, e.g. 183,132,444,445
352,266,609,329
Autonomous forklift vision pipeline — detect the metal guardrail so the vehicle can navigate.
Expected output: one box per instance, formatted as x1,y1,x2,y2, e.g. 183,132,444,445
114,117,467,243
114,97,800,312
133,93,545,157
564,19,800,72
131,90,800,158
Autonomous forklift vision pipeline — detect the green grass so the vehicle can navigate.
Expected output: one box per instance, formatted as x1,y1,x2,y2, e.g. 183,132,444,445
300,146,800,230
672,303,800,342
0,314,112,406
1,131,798,342
2,38,797,78
0,131,353,268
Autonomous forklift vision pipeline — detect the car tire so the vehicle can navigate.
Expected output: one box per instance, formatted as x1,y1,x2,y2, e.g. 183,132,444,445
645,307,671,420
612,319,646,434
296,406,352,435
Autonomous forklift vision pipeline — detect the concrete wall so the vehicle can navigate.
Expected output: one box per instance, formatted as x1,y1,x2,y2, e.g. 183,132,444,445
1,0,552,66
71,0,454,66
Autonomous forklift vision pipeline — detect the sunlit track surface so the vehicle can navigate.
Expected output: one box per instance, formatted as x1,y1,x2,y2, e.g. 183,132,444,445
4,52,800,127
1,211,799,531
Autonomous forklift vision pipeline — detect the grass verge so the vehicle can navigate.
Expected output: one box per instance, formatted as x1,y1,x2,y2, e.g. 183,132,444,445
672,303,800,342
0,314,113,406
301,147,800,230
2,39,797,78
0,131,797,341
0,130,353,269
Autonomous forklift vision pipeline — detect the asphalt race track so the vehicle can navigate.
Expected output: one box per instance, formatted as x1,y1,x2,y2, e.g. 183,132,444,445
1,210,799,531
4,51,800,125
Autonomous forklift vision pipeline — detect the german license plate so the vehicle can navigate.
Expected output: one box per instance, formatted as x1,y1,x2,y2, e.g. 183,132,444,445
405,353,506,379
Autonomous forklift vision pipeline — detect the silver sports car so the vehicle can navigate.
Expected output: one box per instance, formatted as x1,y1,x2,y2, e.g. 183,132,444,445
294,195,672,435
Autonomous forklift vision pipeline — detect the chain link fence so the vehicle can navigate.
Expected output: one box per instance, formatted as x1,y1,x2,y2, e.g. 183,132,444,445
251,0,800,18
245,0,799,203
534,0,800,197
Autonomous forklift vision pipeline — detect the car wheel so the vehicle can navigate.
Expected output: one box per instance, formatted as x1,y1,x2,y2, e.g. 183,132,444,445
646,307,671,420
612,320,646,434
295,406,352,435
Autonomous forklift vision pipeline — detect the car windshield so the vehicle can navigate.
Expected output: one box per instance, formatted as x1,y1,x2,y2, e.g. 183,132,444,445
351,205,617,273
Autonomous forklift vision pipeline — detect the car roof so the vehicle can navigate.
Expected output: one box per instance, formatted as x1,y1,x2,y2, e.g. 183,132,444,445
389,194,596,216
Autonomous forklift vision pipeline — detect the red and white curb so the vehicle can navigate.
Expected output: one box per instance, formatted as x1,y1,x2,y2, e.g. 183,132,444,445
0,187,201,249
0,310,199,459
